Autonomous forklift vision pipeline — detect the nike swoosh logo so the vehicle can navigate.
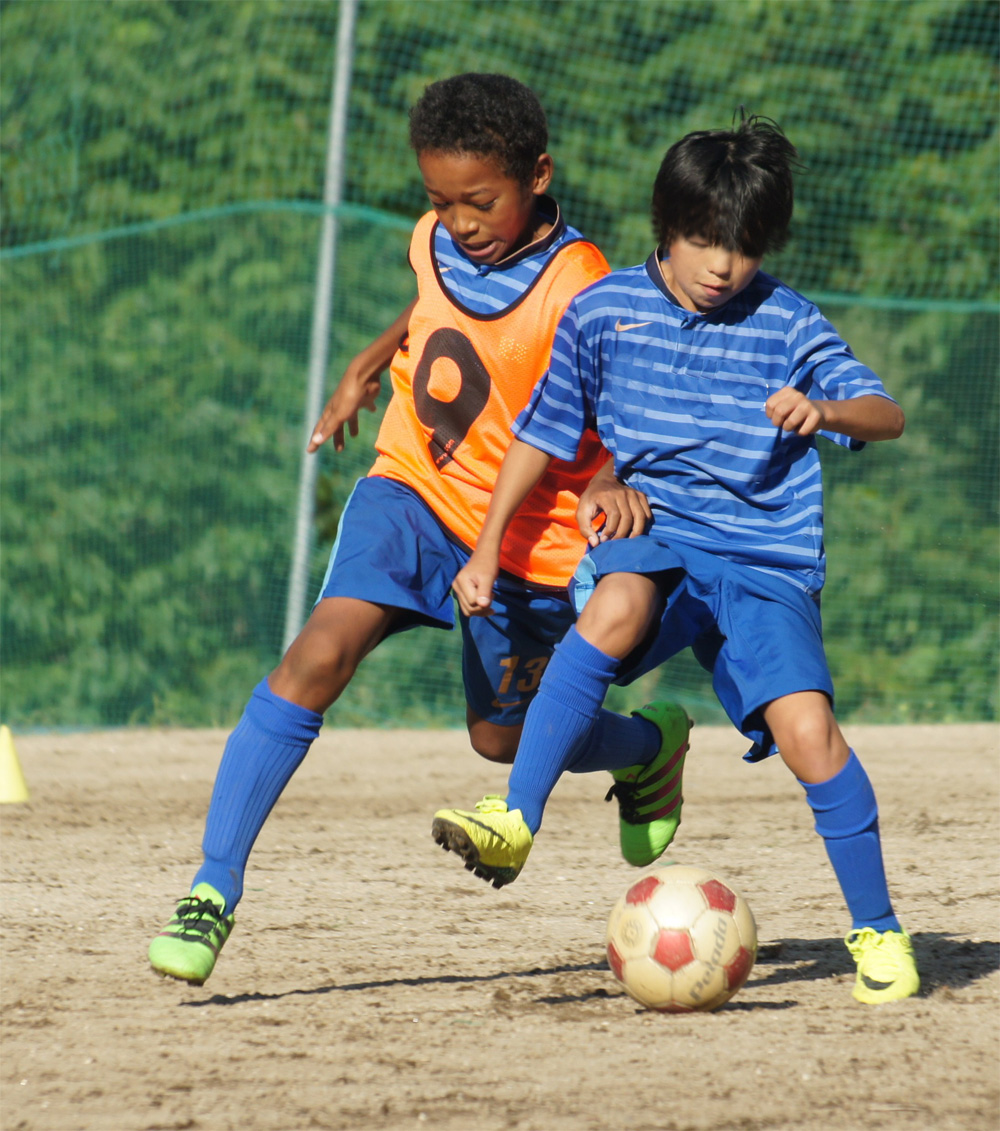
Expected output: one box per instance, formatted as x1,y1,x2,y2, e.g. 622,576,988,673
860,974,896,991
491,698,531,710
464,816,513,847
615,319,653,332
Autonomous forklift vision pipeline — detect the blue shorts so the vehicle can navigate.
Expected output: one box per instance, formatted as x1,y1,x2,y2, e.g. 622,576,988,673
570,538,834,761
318,476,574,725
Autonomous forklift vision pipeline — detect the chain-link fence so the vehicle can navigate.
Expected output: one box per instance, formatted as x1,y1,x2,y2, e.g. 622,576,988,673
2,0,997,727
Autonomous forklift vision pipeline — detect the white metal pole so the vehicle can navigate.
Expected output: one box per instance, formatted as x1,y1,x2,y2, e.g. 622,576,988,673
282,0,358,654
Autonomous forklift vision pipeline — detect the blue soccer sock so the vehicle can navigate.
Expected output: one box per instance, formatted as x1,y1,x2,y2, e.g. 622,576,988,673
801,750,901,933
505,626,619,834
567,708,661,773
193,678,323,913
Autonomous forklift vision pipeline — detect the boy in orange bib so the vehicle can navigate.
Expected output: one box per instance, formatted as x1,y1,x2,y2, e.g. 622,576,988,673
148,74,673,986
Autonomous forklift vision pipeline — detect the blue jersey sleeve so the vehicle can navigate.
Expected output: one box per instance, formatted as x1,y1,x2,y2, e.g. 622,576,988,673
787,303,897,450
513,301,597,460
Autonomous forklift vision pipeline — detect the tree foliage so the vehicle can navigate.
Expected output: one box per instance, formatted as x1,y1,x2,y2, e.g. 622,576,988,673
1,0,996,726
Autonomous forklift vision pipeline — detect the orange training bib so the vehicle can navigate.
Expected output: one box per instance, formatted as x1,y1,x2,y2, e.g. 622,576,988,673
369,211,609,587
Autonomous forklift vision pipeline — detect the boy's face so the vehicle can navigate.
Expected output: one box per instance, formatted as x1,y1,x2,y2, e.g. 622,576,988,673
660,235,762,314
418,150,553,266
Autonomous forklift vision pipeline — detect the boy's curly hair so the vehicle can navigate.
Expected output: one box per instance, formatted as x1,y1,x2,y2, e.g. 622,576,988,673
651,111,802,258
409,73,548,186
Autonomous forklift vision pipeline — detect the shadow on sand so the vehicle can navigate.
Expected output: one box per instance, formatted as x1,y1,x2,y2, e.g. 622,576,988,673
178,932,997,1010
752,932,999,996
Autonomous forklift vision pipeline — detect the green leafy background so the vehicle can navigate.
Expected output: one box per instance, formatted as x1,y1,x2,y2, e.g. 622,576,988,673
2,0,997,727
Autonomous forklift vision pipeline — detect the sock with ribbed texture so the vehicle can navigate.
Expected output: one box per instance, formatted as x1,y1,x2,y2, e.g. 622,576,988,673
566,707,660,773
802,750,901,932
192,678,323,913
505,627,619,833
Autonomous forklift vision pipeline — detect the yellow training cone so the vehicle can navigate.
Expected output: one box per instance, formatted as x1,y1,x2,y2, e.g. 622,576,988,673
0,725,29,803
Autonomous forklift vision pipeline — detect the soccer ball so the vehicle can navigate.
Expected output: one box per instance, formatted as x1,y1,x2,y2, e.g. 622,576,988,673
606,864,757,1012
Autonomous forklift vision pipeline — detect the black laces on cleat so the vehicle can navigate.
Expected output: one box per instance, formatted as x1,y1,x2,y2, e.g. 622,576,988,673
605,780,641,822
171,895,226,935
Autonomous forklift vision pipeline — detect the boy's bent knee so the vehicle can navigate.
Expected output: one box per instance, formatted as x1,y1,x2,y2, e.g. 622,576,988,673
764,690,849,783
576,572,662,660
268,647,356,714
270,603,387,713
467,712,520,764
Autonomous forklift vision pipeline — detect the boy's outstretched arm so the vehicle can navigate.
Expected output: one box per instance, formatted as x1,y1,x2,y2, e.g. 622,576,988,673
766,390,905,442
308,297,418,453
453,437,554,617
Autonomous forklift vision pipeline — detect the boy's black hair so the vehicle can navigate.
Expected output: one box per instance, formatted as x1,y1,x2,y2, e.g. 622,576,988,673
651,112,801,258
409,73,548,186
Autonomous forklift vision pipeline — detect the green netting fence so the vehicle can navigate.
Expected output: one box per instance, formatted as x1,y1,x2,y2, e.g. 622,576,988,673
2,0,997,729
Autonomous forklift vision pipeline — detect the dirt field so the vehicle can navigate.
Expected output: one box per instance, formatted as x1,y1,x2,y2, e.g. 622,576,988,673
2,722,997,1131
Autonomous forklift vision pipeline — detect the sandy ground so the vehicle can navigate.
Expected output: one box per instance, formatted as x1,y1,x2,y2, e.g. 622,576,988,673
1,722,998,1131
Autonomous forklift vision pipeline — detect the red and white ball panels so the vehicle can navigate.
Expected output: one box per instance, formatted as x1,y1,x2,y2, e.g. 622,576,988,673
606,864,757,1012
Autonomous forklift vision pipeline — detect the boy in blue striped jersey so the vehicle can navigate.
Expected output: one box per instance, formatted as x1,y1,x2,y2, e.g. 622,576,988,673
435,114,920,1004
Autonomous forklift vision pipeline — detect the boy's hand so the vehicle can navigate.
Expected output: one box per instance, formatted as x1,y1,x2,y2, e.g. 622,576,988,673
577,463,652,547
308,365,383,453
308,297,416,454
453,552,499,617
765,387,826,437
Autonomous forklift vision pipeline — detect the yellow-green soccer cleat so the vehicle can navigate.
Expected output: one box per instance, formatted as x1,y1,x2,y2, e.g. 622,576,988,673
148,883,235,986
605,701,691,867
845,927,920,1004
431,795,533,889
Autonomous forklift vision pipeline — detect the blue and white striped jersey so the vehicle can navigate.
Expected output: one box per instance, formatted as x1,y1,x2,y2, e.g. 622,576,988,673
514,252,896,593
432,197,586,314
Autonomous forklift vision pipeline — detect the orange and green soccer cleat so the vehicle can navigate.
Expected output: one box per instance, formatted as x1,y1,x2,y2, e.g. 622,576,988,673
605,701,691,867
845,927,920,1004
148,883,234,985
431,795,533,888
